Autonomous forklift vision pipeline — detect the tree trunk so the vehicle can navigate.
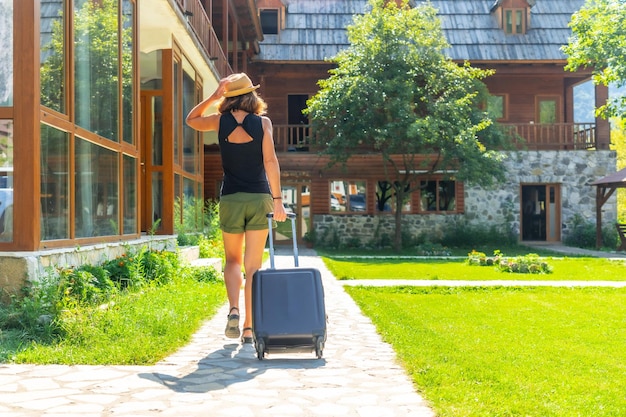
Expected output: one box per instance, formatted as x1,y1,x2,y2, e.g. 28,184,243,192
393,188,404,252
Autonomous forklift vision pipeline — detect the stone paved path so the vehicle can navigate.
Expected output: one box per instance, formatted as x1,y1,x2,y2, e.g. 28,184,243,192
0,253,435,417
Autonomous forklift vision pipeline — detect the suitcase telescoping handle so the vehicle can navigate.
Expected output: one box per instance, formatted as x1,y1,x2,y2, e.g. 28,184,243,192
267,212,298,269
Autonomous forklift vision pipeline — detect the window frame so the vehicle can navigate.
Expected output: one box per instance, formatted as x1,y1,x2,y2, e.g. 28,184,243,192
259,8,281,35
504,8,526,34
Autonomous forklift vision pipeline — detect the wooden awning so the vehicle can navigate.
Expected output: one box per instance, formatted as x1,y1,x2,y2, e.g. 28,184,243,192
590,168,626,248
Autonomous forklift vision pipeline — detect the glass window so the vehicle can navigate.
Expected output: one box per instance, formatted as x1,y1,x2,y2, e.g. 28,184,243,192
40,0,66,113
505,10,513,34
41,124,69,240
487,95,505,120
123,154,136,234
420,180,456,212
0,120,13,241
260,9,279,35
515,10,524,34
151,96,163,165
376,181,411,213
122,0,134,144
74,0,120,141
182,58,196,173
504,9,524,34
173,59,181,166
151,172,163,230
75,138,119,237
539,99,558,124
330,180,366,213
0,0,13,106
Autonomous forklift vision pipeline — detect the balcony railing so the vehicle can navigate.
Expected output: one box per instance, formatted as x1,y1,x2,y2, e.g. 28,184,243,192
502,123,596,150
174,0,232,76
272,122,597,153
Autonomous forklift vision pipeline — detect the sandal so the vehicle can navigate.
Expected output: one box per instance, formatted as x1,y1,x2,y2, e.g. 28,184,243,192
225,307,240,339
241,327,253,344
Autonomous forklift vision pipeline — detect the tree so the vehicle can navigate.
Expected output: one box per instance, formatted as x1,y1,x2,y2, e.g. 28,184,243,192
306,0,508,251
563,0,626,118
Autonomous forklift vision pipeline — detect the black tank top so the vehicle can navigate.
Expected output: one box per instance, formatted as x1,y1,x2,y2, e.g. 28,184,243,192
218,112,270,196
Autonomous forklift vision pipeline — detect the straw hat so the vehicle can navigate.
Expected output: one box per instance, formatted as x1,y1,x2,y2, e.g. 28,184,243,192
223,73,260,97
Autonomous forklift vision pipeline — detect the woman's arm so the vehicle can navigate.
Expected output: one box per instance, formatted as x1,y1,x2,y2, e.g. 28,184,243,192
185,78,229,131
261,116,287,222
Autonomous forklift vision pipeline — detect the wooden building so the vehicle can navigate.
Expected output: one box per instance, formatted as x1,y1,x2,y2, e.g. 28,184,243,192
0,0,259,295
203,0,616,246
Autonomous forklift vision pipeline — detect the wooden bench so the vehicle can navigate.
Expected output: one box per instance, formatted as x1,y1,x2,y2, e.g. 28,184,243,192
617,223,626,251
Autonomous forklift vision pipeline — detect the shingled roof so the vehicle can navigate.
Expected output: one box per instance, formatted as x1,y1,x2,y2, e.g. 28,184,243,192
253,0,586,63
433,0,586,62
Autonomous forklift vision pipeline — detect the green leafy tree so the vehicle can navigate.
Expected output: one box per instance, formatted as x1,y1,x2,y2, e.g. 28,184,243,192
306,0,508,251
612,119,626,220
563,0,626,118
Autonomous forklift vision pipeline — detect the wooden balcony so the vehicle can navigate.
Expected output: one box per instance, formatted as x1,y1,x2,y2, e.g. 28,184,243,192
174,0,232,76
272,122,597,153
502,122,596,150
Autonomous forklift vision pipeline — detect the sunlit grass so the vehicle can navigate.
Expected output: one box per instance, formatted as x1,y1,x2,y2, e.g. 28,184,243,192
323,256,626,281
346,286,626,417
7,277,226,365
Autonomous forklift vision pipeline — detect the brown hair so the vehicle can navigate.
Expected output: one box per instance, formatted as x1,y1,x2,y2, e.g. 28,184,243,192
218,91,268,115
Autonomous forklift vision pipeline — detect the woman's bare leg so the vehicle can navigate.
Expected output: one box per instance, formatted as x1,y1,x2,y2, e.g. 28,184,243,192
242,228,269,338
222,231,245,338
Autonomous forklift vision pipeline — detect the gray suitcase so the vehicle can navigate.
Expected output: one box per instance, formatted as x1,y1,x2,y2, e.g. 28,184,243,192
252,213,327,360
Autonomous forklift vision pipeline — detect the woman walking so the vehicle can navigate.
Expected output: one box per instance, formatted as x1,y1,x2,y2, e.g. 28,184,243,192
186,73,287,343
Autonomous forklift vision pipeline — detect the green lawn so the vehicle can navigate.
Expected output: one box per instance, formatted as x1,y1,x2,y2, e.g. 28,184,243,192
1,278,226,365
322,256,626,281
346,285,626,417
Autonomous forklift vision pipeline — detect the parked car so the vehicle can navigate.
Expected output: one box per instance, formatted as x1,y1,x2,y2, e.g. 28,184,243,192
348,194,366,211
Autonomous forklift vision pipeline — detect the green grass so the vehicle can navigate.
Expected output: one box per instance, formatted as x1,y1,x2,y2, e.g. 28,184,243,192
1,277,226,365
322,256,626,281
346,286,626,417
316,244,570,258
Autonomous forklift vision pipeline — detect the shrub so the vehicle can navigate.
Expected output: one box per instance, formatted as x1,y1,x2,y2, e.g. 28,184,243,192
189,266,220,283
466,250,552,274
563,213,618,250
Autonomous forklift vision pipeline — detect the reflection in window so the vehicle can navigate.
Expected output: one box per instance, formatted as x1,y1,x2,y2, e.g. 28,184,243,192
0,120,13,242
151,96,163,165
75,139,119,237
122,0,134,144
40,0,65,113
487,95,505,120
330,180,366,213
74,0,119,141
151,172,163,230
376,181,411,213
182,59,196,173
123,155,136,234
41,124,69,240
0,0,13,106
173,60,180,165
420,180,456,212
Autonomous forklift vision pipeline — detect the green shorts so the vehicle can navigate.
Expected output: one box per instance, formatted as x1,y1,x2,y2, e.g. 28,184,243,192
219,192,274,234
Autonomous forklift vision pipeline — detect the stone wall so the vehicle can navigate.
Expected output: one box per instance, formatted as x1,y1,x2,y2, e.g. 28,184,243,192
311,150,617,246
0,235,178,303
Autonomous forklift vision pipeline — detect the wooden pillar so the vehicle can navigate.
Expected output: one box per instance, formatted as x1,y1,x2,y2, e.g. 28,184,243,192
595,84,611,150
12,0,41,250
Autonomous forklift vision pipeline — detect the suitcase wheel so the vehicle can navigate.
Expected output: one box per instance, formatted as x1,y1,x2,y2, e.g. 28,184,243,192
315,336,324,359
255,339,266,360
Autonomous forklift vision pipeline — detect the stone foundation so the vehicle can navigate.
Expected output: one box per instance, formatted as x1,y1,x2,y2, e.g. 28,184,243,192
0,235,177,303
311,150,617,247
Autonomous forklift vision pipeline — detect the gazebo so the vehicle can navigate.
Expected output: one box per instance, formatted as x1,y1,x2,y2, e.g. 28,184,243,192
590,167,626,249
